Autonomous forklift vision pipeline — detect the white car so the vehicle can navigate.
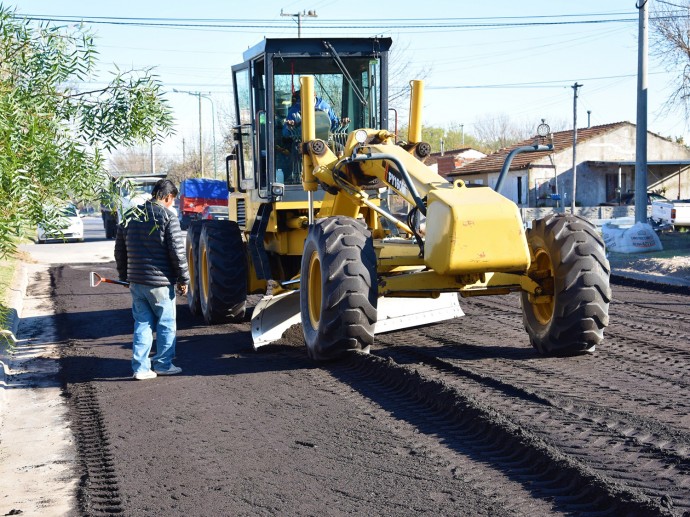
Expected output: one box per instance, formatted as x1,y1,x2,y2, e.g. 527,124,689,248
37,204,84,243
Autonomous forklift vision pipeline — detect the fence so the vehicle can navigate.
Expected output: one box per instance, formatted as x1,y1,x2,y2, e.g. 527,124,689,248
521,205,639,224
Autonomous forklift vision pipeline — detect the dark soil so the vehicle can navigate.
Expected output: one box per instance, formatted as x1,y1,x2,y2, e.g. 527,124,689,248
54,262,690,516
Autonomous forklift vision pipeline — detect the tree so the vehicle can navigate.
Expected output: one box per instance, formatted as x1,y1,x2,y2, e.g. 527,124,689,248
651,1,690,120
0,6,173,256
398,122,486,153
164,147,212,185
471,113,528,152
108,146,156,176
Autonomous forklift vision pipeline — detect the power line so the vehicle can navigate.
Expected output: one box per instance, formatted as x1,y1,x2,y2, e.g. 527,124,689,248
73,69,660,93
16,14,640,31
427,73,642,90
655,0,688,8
18,12,638,23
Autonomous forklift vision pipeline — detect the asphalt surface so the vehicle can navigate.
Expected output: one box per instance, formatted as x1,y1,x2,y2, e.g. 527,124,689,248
1,219,689,516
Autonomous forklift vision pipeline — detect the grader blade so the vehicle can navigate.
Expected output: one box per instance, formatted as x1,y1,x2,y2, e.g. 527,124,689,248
251,291,463,350
251,291,303,349
374,293,463,334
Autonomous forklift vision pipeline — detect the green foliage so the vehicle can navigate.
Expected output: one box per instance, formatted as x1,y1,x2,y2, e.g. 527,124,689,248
398,122,489,154
0,6,174,257
0,252,16,336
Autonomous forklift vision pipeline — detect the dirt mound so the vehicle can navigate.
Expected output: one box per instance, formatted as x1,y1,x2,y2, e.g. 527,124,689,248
608,231,690,284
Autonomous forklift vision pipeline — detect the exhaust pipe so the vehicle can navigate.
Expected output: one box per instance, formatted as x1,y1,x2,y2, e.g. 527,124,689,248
90,272,129,288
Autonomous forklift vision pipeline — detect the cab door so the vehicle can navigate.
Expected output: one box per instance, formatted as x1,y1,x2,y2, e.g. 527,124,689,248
231,65,256,193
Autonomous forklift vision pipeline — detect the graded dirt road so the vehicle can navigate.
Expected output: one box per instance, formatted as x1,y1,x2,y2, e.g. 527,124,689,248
49,258,689,516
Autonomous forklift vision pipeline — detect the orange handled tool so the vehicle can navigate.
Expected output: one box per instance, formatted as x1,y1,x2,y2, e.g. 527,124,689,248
90,272,129,288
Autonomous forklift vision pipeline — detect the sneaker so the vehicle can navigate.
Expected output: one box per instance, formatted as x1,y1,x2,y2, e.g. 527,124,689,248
154,365,182,376
133,370,157,380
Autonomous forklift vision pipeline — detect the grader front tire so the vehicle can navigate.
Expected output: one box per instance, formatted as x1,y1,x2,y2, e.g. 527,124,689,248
521,214,611,355
300,216,378,361
199,220,248,324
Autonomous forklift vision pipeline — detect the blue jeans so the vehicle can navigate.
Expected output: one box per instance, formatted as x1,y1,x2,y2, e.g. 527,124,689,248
130,283,177,374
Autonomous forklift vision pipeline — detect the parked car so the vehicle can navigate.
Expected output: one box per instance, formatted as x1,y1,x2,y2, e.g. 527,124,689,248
600,192,669,206
36,204,84,244
651,198,690,229
200,205,229,221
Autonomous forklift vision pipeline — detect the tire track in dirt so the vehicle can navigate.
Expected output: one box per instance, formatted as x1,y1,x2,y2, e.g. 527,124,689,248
60,347,123,516
327,352,669,516
372,342,690,512
360,280,690,513
400,320,690,431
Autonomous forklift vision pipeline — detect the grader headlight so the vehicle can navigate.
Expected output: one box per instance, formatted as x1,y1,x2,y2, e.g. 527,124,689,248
355,129,368,144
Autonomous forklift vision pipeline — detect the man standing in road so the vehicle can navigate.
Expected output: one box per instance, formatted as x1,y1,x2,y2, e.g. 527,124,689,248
115,179,189,380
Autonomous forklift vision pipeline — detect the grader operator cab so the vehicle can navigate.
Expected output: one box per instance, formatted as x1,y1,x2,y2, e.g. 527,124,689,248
185,37,611,360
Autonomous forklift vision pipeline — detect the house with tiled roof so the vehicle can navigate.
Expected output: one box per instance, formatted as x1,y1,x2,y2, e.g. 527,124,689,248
446,122,690,207
424,148,486,176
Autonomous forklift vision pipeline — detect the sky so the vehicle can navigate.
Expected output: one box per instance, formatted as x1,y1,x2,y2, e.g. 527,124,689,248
8,0,687,168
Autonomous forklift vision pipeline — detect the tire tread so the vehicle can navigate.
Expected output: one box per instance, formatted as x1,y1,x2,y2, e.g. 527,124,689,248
200,220,248,324
301,216,377,361
522,214,611,355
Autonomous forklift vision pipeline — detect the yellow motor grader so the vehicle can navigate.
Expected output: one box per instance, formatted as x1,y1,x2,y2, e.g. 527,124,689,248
185,37,610,360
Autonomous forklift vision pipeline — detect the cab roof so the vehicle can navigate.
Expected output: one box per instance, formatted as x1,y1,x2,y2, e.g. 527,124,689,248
242,37,392,62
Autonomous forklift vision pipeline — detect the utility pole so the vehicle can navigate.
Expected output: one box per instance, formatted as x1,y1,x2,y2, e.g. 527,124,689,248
181,138,186,181
197,93,203,176
200,93,218,179
571,82,583,213
280,9,317,38
635,0,649,223
174,89,216,177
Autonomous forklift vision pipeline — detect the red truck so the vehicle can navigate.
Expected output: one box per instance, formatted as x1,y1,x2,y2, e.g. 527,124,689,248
178,178,228,230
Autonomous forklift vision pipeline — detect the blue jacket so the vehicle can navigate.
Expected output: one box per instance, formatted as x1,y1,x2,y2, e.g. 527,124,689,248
282,96,339,137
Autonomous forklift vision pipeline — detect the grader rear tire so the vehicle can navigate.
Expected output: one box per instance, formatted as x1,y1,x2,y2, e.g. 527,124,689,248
300,216,378,361
186,221,203,316
199,220,247,324
521,214,611,355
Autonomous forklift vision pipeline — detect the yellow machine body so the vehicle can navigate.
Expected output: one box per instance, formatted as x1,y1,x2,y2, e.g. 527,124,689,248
424,183,530,275
306,134,531,280
195,38,609,358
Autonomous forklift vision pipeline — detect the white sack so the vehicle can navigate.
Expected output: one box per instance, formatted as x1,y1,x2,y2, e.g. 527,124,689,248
602,221,663,254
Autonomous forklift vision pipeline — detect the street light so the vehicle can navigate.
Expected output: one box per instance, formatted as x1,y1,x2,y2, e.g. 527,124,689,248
172,89,217,178
200,93,217,179
280,9,317,38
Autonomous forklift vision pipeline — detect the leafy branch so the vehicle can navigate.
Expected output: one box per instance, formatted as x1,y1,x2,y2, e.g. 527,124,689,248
0,5,174,257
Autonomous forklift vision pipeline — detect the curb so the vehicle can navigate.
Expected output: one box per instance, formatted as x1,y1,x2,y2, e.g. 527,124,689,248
611,270,690,294
1,262,28,388
7,261,28,335
611,269,690,287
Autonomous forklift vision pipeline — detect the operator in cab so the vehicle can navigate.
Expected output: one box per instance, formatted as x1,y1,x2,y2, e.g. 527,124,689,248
282,89,349,138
